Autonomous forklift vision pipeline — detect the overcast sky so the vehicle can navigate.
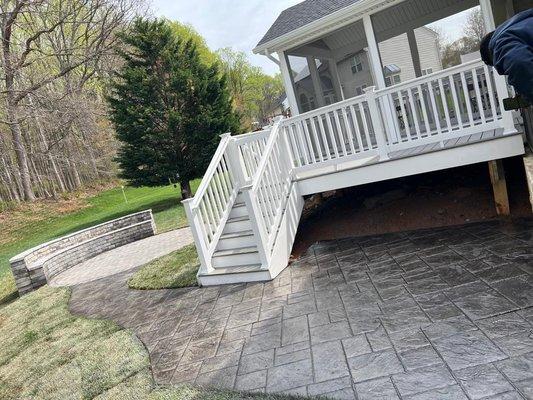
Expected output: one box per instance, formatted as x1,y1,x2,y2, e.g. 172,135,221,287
151,1,474,76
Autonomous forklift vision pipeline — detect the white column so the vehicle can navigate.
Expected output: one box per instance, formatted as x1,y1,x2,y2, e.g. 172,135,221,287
278,51,300,116
480,0,515,133
479,0,496,30
407,29,422,78
329,59,345,101
307,56,326,108
363,15,385,89
363,14,398,141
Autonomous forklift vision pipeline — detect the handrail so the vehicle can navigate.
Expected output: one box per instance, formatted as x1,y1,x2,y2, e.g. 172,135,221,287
375,59,484,96
251,119,283,189
189,133,232,209
233,129,270,144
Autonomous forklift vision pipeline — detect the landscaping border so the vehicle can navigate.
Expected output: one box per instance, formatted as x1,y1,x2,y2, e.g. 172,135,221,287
9,210,156,295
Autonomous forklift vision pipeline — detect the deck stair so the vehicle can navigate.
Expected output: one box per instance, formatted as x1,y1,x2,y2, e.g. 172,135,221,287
183,59,524,286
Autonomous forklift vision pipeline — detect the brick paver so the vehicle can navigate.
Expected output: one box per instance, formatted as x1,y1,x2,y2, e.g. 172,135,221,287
51,228,193,287
69,219,533,399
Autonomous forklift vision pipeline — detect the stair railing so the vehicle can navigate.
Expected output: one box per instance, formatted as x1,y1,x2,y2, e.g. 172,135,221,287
240,117,293,266
183,133,239,274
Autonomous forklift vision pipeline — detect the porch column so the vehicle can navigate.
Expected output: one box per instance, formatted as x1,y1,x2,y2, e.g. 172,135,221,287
363,15,385,88
278,51,300,116
363,14,398,141
407,29,422,78
307,56,326,108
479,0,515,133
329,59,345,101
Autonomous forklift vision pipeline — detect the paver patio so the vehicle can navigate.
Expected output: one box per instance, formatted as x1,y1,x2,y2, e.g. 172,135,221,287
68,218,533,399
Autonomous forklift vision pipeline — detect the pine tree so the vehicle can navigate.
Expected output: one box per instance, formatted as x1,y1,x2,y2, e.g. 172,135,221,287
108,18,239,199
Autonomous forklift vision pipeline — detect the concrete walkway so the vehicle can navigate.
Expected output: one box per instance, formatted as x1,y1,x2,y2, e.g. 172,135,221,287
69,219,533,400
50,228,193,287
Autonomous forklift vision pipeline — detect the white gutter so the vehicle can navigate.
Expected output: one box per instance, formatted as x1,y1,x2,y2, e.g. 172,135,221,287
253,0,405,55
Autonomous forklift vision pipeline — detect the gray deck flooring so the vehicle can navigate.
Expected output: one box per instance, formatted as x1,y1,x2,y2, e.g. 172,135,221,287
69,219,533,399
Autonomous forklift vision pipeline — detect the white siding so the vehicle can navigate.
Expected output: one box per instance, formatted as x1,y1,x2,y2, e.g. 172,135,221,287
415,27,443,75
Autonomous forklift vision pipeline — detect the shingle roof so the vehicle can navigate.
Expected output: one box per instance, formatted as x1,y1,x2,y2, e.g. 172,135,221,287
256,0,363,49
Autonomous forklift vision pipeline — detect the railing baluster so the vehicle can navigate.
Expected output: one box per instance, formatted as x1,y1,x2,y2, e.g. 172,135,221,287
437,78,452,133
398,90,411,141
349,104,364,152
418,84,431,136
427,80,442,135
483,65,498,122
340,107,354,156
326,112,340,159
448,74,462,129
407,87,422,140
295,122,311,166
460,71,475,127
472,67,487,125
317,115,331,160
309,117,324,163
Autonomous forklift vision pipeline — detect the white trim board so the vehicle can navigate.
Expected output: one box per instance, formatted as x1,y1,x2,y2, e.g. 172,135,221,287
297,134,525,196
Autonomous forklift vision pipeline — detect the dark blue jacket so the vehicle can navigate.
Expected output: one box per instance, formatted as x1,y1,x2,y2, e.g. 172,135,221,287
489,9,533,102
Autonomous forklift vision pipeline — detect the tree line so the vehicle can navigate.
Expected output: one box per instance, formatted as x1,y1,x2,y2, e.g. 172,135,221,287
0,0,283,204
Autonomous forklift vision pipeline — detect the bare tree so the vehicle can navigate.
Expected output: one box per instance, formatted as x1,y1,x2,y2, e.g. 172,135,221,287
0,0,143,201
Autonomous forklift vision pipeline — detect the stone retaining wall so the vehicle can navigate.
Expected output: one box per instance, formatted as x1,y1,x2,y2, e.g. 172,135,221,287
10,210,156,296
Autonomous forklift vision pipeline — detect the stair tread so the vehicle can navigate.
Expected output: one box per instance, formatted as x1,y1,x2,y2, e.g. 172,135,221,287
200,264,263,276
233,202,245,208
220,230,254,239
227,215,250,223
213,246,258,257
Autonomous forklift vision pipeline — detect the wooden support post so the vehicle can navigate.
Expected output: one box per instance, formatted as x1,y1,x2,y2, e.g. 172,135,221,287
488,159,510,215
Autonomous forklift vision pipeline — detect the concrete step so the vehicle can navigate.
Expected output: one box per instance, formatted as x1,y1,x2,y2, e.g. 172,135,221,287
212,246,260,268
216,229,255,251
222,215,252,234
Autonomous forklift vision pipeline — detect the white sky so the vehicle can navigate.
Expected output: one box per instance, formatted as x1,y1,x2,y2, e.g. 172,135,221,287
150,1,475,76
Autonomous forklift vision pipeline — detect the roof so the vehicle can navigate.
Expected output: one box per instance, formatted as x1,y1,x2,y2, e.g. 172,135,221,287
256,0,363,49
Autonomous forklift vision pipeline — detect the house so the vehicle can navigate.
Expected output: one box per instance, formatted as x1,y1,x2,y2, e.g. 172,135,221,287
183,0,527,286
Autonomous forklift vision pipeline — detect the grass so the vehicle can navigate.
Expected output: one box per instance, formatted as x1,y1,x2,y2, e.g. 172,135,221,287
0,286,307,400
128,244,200,290
0,181,200,305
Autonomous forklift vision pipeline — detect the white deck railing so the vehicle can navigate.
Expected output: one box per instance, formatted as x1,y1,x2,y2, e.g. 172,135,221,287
185,60,515,278
241,119,292,263
375,59,510,151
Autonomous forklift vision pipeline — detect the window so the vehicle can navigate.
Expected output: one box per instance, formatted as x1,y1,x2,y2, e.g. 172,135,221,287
355,85,367,96
385,74,401,87
351,54,363,74
422,68,433,76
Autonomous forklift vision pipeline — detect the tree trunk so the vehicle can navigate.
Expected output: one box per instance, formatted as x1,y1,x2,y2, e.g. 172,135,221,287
6,104,36,201
180,179,192,200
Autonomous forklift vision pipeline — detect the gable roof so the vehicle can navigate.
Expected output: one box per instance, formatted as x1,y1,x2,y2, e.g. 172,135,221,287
256,0,363,50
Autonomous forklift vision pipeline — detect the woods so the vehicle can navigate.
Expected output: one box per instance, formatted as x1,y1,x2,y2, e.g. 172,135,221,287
0,0,145,203
0,1,283,205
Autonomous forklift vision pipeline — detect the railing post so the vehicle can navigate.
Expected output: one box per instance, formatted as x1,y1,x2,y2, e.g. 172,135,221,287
364,86,390,160
493,72,516,134
182,198,212,274
240,186,270,268
224,134,247,186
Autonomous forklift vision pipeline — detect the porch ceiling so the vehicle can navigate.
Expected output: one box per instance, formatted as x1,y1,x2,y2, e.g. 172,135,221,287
267,0,480,57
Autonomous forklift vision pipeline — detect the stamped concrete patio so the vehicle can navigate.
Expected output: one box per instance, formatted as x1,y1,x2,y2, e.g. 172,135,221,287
69,218,533,400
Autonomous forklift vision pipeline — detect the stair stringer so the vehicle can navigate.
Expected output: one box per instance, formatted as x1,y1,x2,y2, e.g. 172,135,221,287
264,182,305,280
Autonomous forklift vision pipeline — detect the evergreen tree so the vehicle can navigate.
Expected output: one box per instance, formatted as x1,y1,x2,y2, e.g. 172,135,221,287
108,18,239,199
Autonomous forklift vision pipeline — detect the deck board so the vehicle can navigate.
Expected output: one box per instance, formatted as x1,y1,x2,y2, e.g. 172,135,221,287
388,128,505,160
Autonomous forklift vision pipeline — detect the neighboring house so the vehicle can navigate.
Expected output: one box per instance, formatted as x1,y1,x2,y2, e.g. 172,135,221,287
184,0,525,287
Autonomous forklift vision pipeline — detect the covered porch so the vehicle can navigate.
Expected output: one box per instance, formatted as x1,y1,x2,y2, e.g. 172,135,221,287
254,0,524,197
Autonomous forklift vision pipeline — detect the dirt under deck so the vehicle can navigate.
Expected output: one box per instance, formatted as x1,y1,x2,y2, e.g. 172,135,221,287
293,156,532,257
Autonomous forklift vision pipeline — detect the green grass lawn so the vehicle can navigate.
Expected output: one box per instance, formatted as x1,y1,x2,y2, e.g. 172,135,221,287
0,286,307,400
128,244,199,290
0,181,200,305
